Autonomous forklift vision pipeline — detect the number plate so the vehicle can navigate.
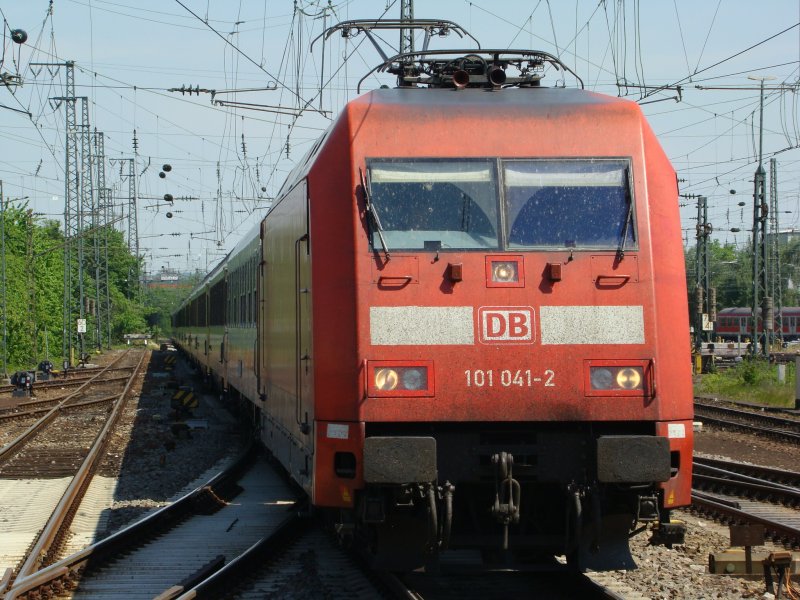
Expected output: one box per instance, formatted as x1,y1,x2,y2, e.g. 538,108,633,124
464,368,555,388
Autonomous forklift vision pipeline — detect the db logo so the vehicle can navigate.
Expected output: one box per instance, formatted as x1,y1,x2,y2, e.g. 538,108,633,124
478,306,536,344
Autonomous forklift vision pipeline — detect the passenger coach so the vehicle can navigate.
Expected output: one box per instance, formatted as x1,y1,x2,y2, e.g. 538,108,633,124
716,306,800,341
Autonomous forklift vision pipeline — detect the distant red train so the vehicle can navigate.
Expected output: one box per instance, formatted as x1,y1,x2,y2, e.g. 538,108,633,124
173,50,693,571
715,307,800,341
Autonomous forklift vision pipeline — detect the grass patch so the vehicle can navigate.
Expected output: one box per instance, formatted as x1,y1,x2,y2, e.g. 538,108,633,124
695,358,797,408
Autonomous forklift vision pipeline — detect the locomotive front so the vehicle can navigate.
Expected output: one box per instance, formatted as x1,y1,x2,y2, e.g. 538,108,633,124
306,60,692,571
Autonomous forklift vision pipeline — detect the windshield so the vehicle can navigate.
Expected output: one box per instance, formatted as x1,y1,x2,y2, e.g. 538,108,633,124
504,159,634,249
368,160,499,250
366,158,634,252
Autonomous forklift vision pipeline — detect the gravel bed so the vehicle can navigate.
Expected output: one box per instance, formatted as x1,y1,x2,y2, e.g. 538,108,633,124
608,517,775,599
95,348,246,533
695,427,799,472
606,422,799,600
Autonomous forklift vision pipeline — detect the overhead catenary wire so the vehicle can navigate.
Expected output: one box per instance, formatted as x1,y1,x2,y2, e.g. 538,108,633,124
173,0,317,111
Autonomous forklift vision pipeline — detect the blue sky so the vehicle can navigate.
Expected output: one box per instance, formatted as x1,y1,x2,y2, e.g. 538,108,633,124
0,0,798,273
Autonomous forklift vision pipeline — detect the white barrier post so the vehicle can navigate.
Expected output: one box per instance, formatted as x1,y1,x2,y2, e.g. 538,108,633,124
795,356,800,409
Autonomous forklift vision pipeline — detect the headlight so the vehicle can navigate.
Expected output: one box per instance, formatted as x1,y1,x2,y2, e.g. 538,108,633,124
374,367,428,391
616,367,642,389
590,368,614,390
485,255,524,288
375,368,399,391
492,261,518,283
369,361,433,396
590,366,644,391
402,368,426,390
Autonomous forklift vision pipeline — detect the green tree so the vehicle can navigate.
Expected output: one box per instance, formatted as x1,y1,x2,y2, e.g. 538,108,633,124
1,203,151,374
1,204,67,371
143,271,204,337
685,239,753,314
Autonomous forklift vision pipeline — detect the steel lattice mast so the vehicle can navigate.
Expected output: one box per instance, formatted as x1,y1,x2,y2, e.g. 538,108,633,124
694,196,710,353
126,158,139,299
60,61,80,367
93,130,109,350
103,180,112,348
768,158,782,343
751,78,771,358
26,209,36,365
109,156,138,300
77,97,92,360
44,60,95,366
400,0,414,54
696,78,790,357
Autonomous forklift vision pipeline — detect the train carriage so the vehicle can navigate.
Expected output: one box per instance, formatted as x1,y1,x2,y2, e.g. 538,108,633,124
716,307,800,341
174,280,211,372
174,50,693,571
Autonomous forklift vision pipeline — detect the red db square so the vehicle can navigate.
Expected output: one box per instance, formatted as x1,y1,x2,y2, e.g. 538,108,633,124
479,307,536,344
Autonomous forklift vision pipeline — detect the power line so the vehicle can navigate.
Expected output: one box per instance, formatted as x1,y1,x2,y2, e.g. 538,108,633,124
640,22,800,101
173,0,313,109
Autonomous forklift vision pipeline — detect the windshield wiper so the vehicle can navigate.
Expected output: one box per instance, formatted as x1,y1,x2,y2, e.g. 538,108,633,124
616,170,633,261
360,167,390,261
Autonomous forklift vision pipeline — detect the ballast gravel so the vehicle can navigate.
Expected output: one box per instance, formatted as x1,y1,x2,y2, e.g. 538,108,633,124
94,348,246,533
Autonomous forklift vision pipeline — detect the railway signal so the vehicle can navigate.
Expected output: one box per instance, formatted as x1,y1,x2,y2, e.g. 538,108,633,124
11,370,34,397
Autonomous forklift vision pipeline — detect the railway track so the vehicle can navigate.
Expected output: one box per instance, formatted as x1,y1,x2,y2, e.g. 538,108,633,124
0,366,135,397
694,456,800,490
693,398,800,444
379,569,640,599
692,456,800,548
173,538,638,600
171,517,385,600
5,449,387,600
691,494,800,549
6,443,645,599
1,447,298,599
0,349,146,595
0,351,141,462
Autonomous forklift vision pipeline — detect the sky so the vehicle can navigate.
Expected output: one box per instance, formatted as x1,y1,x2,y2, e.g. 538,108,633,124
0,0,798,276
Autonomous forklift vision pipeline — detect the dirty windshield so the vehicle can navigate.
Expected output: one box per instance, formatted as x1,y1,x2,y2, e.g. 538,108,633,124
366,158,634,252
368,160,499,250
503,159,634,249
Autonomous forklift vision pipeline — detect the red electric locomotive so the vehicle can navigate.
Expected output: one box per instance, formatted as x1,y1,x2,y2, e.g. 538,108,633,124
174,50,693,571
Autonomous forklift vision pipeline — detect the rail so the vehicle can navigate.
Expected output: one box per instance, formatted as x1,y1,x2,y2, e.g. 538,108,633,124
691,494,800,547
693,400,800,444
0,366,137,395
2,442,259,599
171,510,305,600
694,455,800,487
693,470,800,508
3,349,146,599
0,350,136,462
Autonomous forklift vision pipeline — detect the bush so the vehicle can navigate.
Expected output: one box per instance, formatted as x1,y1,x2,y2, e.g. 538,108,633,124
695,357,796,407
738,359,763,385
